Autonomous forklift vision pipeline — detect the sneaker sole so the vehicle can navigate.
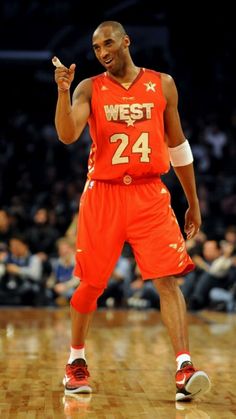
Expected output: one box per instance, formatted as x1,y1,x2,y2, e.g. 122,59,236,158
64,386,92,395
176,371,211,401
63,377,92,394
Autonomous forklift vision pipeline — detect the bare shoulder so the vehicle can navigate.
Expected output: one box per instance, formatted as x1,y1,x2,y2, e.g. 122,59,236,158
160,73,178,102
72,77,92,102
160,72,176,83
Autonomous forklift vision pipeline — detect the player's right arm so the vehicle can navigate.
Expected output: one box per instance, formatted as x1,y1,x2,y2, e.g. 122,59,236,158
53,57,92,144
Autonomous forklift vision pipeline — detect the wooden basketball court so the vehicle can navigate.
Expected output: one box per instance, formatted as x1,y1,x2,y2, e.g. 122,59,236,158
0,307,235,418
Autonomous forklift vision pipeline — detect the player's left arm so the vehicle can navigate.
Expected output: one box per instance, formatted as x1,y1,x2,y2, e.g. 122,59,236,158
161,73,201,239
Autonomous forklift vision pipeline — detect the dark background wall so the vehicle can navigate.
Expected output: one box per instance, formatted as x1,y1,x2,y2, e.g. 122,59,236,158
0,1,235,237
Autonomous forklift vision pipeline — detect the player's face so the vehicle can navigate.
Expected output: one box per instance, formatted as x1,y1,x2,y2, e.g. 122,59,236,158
92,26,129,74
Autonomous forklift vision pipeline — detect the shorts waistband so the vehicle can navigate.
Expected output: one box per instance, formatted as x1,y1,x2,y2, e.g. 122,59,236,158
95,174,161,186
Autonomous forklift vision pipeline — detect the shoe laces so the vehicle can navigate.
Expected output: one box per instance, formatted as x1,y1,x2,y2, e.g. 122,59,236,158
70,360,90,379
180,361,195,373
181,365,195,374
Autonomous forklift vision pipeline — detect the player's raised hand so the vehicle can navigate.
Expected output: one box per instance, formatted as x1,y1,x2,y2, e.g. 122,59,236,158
52,56,76,92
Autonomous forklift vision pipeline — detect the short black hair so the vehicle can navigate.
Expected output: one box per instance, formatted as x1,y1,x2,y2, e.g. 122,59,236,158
95,21,126,36
9,232,28,245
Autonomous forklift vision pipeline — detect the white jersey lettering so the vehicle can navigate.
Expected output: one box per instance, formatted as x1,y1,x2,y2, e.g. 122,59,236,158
104,103,154,122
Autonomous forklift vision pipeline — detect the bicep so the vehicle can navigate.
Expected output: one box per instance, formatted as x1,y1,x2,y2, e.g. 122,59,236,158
162,74,186,147
71,81,91,138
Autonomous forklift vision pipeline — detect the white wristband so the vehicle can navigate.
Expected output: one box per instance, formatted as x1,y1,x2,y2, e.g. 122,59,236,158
168,140,193,167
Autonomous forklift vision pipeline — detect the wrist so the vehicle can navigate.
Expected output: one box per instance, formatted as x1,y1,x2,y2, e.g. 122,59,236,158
58,87,70,93
187,197,200,209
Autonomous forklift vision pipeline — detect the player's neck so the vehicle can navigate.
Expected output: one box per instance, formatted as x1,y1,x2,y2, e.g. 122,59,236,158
107,65,141,88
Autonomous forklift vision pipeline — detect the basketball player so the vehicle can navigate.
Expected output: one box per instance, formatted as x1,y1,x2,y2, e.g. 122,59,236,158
52,21,211,401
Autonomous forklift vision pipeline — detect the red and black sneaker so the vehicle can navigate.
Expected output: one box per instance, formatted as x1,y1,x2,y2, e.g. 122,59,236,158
175,361,211,401
63,358,92,395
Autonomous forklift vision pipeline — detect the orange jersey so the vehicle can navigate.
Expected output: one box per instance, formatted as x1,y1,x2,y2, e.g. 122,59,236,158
87,68,170,180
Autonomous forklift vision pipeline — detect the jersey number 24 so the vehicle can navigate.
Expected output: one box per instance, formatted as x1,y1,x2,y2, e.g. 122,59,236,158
110,132,151,164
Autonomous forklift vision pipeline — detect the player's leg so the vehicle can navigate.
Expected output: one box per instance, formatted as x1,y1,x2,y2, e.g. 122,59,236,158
70,307,93,348
153,276,189,354
63,283,105,395
64,181,126,395
127,179,211,400
153,275,211,401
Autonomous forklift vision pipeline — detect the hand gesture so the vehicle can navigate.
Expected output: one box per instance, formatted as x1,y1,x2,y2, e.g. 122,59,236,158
52,56,76,92
184,204,201,240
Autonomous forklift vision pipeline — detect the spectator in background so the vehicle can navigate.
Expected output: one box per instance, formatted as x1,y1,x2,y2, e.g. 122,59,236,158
46,236,79,306
27,207,60,279
0,233,43,305
180,238,220,306
209,246,236,313
187,240,234,310
203,123,228,174
127,263,160,309
224,225,236,246
27,207,60,257
0,209,13,246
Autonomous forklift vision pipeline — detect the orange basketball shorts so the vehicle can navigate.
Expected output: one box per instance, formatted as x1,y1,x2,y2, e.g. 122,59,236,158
73,178,194,288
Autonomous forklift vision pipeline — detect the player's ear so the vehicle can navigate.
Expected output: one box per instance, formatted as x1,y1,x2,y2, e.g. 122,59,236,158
124,34,130,47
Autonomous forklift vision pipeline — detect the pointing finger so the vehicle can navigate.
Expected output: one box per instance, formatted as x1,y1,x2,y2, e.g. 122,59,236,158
52,56,64,68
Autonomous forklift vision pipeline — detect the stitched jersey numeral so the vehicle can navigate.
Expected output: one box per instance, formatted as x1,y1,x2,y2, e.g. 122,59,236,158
110,133,151,165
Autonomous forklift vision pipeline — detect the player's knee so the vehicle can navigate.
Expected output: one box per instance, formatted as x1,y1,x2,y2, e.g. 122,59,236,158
154,276,177,293
70,281,105,313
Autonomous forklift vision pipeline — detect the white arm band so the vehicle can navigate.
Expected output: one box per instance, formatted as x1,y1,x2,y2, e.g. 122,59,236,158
168,140,193,167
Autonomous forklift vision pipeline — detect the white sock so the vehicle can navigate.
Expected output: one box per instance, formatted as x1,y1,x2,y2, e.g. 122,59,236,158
68,346,86,364
176,352,191,371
